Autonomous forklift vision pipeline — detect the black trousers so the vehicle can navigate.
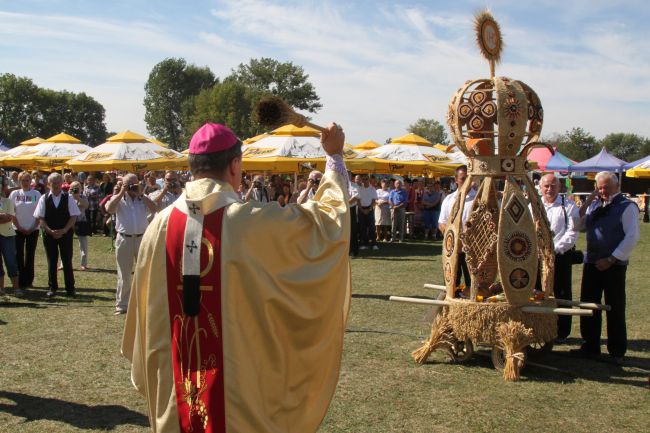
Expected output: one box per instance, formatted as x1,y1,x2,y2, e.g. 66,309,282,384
43,231,75,292
553,253,574,339
15,230,39,288
358,207,376,246
455,252,471,287
350,207,359,256
86,209,99,234
580,263,627,357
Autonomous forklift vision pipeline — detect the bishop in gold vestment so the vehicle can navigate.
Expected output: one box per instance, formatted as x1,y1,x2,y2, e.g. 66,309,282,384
122,122,351,433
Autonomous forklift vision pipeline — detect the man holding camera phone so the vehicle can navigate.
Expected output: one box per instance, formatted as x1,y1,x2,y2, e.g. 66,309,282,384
244,175,271,203
537,173,580,342
106,173,157,315
149,170,183,213
297,170,323,205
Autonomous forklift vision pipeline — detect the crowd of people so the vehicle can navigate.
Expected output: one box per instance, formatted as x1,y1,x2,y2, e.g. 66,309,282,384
0,160,642,363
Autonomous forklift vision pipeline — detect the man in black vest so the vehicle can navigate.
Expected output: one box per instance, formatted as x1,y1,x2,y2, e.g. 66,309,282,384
34,173,81,298
577,171,640,364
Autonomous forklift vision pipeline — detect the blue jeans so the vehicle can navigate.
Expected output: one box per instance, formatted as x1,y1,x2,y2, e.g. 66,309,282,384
0,234,18,278
423,209,440,230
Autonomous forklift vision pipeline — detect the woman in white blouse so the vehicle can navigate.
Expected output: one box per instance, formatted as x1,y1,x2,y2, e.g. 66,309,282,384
375,178,392,242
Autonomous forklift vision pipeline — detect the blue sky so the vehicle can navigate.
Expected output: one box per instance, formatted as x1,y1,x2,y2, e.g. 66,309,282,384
1,0,649,144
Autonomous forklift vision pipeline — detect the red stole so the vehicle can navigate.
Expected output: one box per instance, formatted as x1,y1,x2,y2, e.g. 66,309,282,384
165,207,226,432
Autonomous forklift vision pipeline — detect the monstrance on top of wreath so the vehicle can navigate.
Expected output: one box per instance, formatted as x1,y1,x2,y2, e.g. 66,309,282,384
388,10,610,381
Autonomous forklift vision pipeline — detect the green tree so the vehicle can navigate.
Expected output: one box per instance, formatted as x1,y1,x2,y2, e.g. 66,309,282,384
407,118,449,145
0,74,41,144
229,58,321,113
552,127,599,161
0,73,107,146
144,58,216,150
183,79,260,145
599,132,650,162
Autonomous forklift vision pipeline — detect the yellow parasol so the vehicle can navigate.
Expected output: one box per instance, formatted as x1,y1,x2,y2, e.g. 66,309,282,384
1,132,90,168
390,133,432,146
354,140,381,151
66,130,186,171
626,160,650,178
20,137,46,146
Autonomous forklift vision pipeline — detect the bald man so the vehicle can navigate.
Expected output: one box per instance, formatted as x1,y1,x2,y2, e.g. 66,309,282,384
576,171,639,363
537,173,580,342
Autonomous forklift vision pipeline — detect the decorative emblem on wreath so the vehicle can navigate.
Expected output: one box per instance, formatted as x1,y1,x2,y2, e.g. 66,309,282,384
444,262,453,283
504,231,531,262
501,158,515,172
445,232,455,257
509,268,530,289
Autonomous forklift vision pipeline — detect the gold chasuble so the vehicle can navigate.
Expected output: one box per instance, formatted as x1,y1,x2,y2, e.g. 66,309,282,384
122,169,351,433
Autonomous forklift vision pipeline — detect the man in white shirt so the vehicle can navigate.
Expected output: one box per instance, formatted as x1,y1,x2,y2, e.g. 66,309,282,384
349,175,360,256
537,173,580,342
34,173,81,298
245,175,272,203
357,174,378,250
10,171,41,292
148,170,183,214
575,171,640,363
106,173,157,315
296,170,323,204
437,165,476,287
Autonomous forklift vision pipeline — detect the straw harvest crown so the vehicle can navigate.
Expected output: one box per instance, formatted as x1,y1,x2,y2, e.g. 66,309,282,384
447,11,547,177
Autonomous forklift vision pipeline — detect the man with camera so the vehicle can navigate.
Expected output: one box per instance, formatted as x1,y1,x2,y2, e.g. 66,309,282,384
34,173,81,298
245,174,271,203
537,173,580,342
297,170,323,205
106,173,157,315
576,171,639,363
149,170,183,213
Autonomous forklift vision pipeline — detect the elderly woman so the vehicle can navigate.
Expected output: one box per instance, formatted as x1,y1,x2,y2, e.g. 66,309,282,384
0,175,19,297
375,178,392,242
9,171,41,292
69,181,90,270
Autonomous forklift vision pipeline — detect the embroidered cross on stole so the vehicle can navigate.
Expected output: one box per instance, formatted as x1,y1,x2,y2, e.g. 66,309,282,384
165,206,226,432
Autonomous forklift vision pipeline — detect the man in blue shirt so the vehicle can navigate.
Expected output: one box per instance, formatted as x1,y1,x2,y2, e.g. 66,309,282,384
388,180,408,242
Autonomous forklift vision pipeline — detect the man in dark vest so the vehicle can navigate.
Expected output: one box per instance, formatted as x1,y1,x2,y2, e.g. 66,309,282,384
34,173,81,298
577,171,639,363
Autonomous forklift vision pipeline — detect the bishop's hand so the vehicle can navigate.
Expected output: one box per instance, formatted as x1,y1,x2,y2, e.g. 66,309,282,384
321,123,344,156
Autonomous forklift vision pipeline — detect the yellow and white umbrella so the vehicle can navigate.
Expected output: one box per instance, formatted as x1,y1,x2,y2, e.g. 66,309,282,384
365,133,461,175
20,137,46,146
353,140,381,152
0,137,46,165
66,130,186,171
1,133,91,168
242,124,327,173
626,160,650,178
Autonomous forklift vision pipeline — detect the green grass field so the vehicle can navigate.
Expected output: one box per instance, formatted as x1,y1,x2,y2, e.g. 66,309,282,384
1,224,649,433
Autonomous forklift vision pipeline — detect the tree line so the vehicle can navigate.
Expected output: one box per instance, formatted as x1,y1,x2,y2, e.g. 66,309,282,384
0,73,107,146
143,57,321,150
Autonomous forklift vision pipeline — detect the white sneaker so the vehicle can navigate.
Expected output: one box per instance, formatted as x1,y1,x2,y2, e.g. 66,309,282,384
359,246,368,250
372,245,379,250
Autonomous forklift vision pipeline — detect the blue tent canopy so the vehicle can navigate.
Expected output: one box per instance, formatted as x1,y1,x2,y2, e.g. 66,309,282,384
623,155,650,170
568,147,627,173
545,151,575,172
0,139,10,152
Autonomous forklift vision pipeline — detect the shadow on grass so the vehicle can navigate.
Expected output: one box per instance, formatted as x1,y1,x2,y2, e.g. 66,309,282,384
355,241,441,261
0,390,148,430
352,293,434,301
18,287,114,303
83,267,117,274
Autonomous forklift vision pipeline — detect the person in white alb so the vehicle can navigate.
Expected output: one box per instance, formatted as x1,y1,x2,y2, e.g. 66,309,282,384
437,165,476,287
357,174,378,250
536,173,580,342
106,173,157,315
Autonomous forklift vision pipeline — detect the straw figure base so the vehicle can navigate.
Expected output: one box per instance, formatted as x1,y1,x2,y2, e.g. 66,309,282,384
412,299,557,381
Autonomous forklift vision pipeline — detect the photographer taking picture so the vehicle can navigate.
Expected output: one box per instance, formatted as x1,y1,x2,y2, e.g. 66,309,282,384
297,170,323,205
245,175,271,203
106,173,157,315
149,170,183,213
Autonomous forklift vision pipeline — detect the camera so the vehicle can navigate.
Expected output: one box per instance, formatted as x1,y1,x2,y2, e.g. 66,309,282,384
167,181,178,189
128,184,139,192
70,187,79,194
254,181,263,188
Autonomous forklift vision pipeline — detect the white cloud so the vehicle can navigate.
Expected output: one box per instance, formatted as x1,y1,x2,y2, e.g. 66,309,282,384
1,1,649,147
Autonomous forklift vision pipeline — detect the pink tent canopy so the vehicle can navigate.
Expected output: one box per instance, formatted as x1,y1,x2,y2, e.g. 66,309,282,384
527,146,554,170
